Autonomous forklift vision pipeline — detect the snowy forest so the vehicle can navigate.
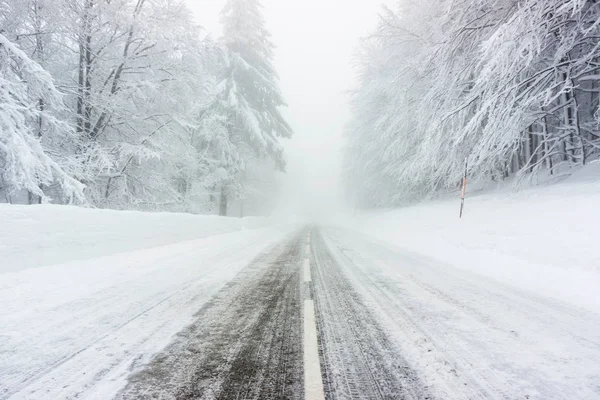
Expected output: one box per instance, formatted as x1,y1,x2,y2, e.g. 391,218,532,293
344,0,600,207
0,0,291,215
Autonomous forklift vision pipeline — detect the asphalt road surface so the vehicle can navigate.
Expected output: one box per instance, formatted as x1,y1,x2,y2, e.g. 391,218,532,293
116,229,429,399
5,227,600,399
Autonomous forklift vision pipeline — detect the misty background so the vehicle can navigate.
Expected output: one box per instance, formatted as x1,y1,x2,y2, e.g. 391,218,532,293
188,0,390,219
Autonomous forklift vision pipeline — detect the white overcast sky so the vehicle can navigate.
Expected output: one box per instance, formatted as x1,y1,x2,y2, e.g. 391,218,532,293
186,0,390,217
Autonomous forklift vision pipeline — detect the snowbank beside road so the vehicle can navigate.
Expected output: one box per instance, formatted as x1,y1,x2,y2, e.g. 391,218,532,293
0,225,295,399
0,205,296,398
353,173,600,313
0,205,267,273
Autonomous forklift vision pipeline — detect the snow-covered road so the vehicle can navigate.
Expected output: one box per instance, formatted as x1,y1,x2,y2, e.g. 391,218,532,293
315,227,600,399
2,224,599,399
0,226,292,399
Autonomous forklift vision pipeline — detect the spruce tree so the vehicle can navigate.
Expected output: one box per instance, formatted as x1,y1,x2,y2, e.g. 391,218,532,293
218,0,292,215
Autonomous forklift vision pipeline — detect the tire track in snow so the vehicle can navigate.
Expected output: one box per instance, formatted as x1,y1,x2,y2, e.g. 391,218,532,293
320,227,600,400
310,229,430,400
116,230,306,400
1,228,287,400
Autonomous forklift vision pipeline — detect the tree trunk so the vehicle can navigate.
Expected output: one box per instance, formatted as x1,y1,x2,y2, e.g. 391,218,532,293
526,125,535,173
219,187,228,216
105,177,112,199
572,88,585,165
542,116,553,175
28,191,41,204
511,146,519,174
76,0,93,137
76,37,85,135
33,1,45,140
517,139,525,172
591,61,599,120
562,71,577,164
84,31,93,136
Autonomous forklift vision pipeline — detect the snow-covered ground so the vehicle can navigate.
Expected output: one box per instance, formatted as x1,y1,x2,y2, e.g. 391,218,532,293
319,227,600,399
0,206,295,399
0,205,266,273
313,168,600,399
2,173,600,399
350,170,600,314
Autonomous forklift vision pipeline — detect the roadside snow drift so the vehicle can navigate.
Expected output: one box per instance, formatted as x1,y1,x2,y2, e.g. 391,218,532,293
0,205,266,273
0,205,294,399
353,174,600,313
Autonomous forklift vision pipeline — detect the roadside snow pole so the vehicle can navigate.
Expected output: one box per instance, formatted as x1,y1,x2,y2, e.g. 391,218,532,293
459,160,468,218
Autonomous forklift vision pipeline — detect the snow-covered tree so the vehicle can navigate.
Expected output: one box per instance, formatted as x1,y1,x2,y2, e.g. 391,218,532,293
0,0,291,214
0,34,85,203
344,0,600,208
1,0,240,211
217,0,293,215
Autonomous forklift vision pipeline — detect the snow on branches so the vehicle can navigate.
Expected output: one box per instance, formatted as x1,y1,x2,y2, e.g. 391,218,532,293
344,0,600,207
0,34,85,204
0,0,291,215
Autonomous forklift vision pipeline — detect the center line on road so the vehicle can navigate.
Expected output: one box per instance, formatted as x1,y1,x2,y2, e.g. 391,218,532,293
303,259,311,282
304,299,325,400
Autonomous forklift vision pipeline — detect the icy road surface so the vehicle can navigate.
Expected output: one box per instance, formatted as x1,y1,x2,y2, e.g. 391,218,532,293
2,227,600,399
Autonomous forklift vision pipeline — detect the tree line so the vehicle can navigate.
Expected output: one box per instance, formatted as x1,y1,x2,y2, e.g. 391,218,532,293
344,0,600,207
0,0,291,215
